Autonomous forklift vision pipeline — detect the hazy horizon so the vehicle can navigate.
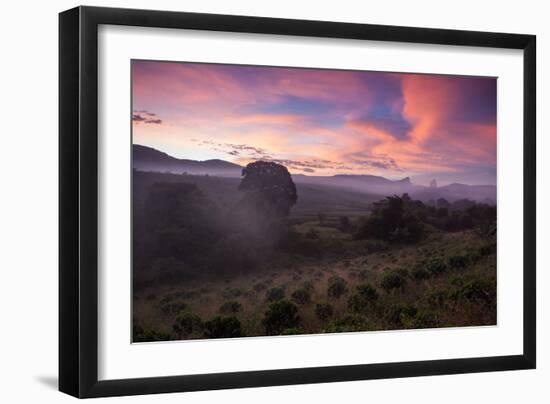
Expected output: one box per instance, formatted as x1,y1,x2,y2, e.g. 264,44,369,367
134,143,497,188
132,60,497,187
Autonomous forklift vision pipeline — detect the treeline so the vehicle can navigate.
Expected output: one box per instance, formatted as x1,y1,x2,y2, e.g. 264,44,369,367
354,193,496,243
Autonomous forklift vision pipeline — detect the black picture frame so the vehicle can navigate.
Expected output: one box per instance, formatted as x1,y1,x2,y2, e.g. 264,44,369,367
59,6,536,398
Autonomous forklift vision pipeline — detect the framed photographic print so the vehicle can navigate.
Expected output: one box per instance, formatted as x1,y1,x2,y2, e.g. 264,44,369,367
59,6,536,398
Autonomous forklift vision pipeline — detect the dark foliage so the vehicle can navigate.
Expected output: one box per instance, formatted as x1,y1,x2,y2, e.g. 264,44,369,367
381,272,407,292
385,304,418,326
291,288,312,305
266,287,285,302
412,266,431,281
173,312,203,338
133,324,171,342
219,300,243,314
448,254,470,269
262,300,300,335
324,314,369,333
327,276,348,299
355,194,496,243
355,194,425,243
315,303,334,322
348,284,379,314
239,161,297,216
204,316,242,339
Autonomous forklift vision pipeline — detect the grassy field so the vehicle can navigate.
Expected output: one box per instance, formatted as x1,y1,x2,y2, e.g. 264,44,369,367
132,171,497,342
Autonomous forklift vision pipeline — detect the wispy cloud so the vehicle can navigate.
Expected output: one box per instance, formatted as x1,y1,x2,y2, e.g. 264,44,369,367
132,110,163,125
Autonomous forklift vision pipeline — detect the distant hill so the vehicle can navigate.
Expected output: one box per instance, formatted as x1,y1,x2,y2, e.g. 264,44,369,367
291,173,416,198
133,144,495,204
133,144,242,177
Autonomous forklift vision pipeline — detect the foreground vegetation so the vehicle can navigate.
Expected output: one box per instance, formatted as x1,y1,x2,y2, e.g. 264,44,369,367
132,167,496,342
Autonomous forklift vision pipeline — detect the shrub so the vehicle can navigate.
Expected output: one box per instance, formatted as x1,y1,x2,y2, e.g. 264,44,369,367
266,287,285,302
407,310,439,329
381,272,406,292
385,304,418,326
327,276,348,299
133,324,172,342
426,258,447,275
173,312,203,338
291,288,312,305
280,327,304,335
158,300,187,315
219,300,243,315
452,278,495,305
358,269,369,281
262,300,300,335
426,289,452,309
324,314,368,333
448,254,469,269
479,243,497,256
412,267,431,281
348,284,379,314
315,303,334,322
203,316,242,338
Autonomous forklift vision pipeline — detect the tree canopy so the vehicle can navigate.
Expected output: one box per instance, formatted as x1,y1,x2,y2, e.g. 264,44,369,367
238,161,297,216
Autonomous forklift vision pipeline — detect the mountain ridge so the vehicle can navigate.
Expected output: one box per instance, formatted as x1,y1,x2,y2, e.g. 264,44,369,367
132,144,495,203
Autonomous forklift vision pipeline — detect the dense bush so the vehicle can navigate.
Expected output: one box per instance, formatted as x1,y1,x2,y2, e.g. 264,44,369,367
315,303,334,322
412,267,431,281
266,287,285,302
381,272,406,292
158,299,187,315
347,284,379,314
354,194,495,244
385,304,418,326
426,288,452,309
280,327,304,335
327,276,348,299
219,300,243,314
478,242,496,256
426,258,447,275
451,277,495,305
448,254,470,269
262,300,300,335
203,316,242,339
291,288,312,305
354,195,425,243
133,324,172,342
324,314,369,333
173,312,203,338
406,310,439,329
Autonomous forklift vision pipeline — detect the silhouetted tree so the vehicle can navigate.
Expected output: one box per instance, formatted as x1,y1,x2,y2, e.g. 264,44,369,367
238,161,297,216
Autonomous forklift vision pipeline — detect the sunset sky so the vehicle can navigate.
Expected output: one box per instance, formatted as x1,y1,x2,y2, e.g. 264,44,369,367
132,60,497,186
